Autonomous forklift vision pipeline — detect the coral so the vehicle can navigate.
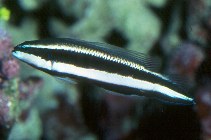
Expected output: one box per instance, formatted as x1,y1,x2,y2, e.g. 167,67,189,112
64,0,111,41
0,27,47,140
166,42,205,84
19,76,43,101
52,0,166,53
8,109,42,140
41,92,96,140
0,28,12,60
159,2,182,54
18,0,49,11
0,20,41,138
96,93,142,139
0,26,20,139
0,90,11,126
195,47,211,140
2,58,19,79
0,27,19,82
196,85,211,140
186,0,211,45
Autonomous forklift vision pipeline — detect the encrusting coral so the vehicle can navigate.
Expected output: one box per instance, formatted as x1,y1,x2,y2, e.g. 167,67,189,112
0,27,19,126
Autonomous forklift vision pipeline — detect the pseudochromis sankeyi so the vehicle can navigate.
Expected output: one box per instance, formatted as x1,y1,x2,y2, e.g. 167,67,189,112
12,38,194,105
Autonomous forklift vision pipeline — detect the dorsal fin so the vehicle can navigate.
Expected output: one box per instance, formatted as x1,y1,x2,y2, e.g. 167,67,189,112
86,41,161,72
59,38,161,72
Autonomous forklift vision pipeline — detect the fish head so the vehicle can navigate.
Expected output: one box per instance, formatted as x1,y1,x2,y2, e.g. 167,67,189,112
12,40,54,72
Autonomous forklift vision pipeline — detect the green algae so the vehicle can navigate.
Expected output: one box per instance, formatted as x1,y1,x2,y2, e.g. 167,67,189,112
3,78,21,121
0,7,10,21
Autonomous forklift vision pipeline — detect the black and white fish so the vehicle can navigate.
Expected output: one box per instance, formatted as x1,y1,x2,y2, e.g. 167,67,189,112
12,38,194,105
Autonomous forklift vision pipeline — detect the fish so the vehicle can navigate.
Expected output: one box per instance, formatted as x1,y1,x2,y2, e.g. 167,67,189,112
12,38,195,105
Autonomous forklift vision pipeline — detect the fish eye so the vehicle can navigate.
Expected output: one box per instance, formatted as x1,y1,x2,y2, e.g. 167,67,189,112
21,45,28,48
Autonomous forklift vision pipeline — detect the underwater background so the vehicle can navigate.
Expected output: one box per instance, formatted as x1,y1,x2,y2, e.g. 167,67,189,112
0,0,210,139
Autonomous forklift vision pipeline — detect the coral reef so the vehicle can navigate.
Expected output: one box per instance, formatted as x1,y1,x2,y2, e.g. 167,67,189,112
0,27,19,126
1,0,211,139
0,6,43,139
0,23,20,139
196,84,211,140
0,90,10,125
166,42,205,85
41,92,96,140
49,0,165,53
186,0,211,45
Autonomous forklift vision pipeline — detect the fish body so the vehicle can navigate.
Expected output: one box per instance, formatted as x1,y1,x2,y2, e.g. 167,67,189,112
12,38,194,105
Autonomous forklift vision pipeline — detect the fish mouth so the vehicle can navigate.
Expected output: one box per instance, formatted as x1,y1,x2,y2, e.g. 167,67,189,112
12,49,19,60
12,49,18,58
12,45,22,59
